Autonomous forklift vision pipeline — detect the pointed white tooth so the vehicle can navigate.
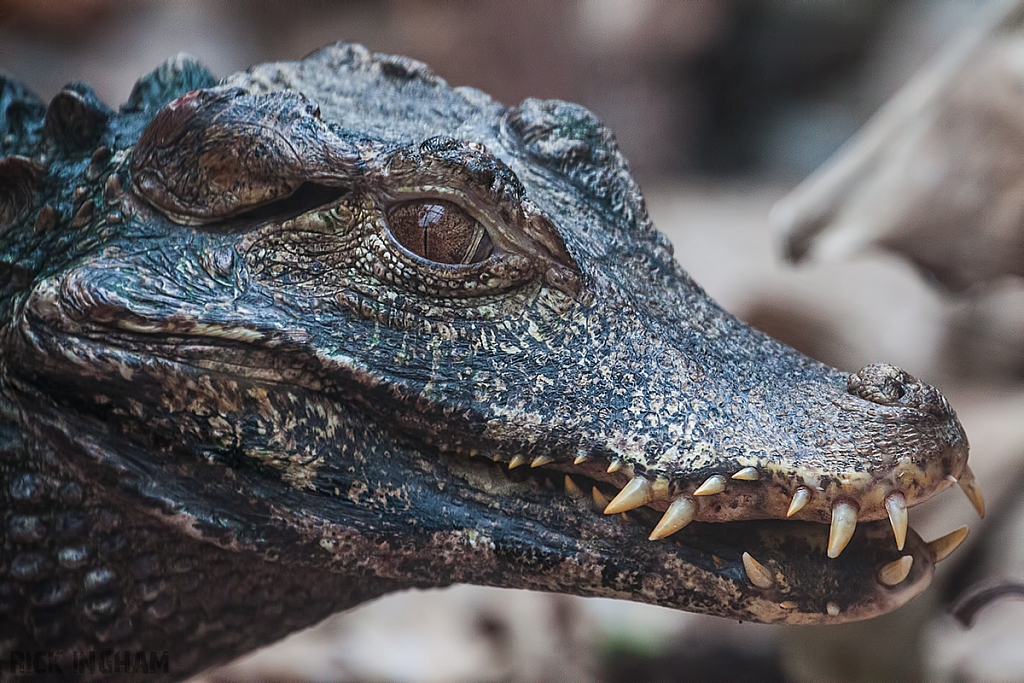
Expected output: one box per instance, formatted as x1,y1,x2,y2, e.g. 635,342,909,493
787,487,811,517
928,526,969,563
731,466,759,481
693,474,726,496
827,501,858,559
530,455,554,468
958,465,985,518
826,602,840,617
604,477,653,514
878,555,914,587
508,455,527,469
592,487,610,509
742,552,775,589
573,453,589,466
885,492,908,551
607,460,622,474
564,475,584,499
648,497,696,540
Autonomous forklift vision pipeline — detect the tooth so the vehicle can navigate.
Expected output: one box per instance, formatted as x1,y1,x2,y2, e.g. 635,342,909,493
885,492,908,551
693,475,726,496
878,555,914,587
530,455,554,468
731,467,759,481
648,497,696,540
957,465,985,518
564,475,584,499
651,477,670,499
573,453,589,465
604,477,653,514
779,601,797,610
508,455,527,469
787,487,811,517
827,501,858,558
742,552,775,589
826,602,840,617
607,460,622,474
592,487,610,509
928,526,969,563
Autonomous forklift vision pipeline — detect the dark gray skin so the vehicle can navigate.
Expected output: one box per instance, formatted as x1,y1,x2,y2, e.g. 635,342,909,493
0,45,973,681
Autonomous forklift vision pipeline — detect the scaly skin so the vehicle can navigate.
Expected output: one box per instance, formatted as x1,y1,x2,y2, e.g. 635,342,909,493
0,45,974,681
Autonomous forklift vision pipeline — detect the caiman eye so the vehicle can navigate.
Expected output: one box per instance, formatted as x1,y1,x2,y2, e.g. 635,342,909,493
386,200,493,265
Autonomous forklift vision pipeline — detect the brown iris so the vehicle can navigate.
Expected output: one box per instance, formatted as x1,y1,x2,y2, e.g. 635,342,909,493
386,200,493,265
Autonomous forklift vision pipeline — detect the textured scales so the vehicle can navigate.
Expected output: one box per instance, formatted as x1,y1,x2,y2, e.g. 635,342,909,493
0,44,971,681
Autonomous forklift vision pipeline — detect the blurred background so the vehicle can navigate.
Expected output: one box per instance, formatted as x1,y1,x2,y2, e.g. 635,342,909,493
5,1,1024,681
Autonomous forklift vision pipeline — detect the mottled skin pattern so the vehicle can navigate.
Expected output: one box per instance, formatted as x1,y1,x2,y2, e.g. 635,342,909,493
0,45,970,681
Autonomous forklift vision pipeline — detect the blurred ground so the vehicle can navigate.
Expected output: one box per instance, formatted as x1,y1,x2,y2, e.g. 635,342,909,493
5,1,1024,681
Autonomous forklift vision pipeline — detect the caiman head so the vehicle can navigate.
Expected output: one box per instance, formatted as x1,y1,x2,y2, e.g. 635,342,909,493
0,43,978,644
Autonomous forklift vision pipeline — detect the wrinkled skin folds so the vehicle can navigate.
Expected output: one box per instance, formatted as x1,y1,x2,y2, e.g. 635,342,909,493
0,45,971,680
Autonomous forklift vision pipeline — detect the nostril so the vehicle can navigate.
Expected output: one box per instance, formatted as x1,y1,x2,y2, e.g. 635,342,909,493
847,362,915,406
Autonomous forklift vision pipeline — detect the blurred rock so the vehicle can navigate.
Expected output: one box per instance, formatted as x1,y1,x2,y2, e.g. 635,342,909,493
774,0,1024,292
945,278,1024,380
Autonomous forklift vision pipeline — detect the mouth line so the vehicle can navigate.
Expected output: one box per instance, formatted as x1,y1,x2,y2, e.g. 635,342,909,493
436,446,975,620
445,443,980,564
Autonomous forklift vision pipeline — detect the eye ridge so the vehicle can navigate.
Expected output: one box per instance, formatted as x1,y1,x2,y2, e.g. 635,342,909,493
386,199,493,266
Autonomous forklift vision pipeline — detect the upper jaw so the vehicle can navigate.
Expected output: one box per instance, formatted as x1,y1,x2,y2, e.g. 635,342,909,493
429,298,974,558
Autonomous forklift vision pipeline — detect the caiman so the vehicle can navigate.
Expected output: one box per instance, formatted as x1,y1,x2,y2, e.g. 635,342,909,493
0,44,982,681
